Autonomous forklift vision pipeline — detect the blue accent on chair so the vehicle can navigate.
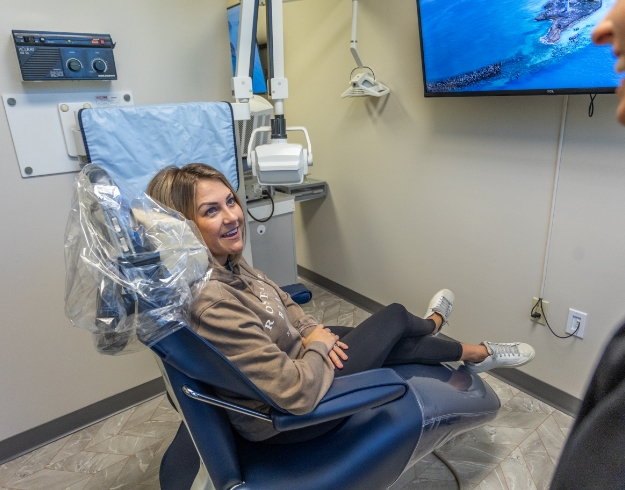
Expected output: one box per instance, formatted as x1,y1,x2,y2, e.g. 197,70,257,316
78,102,239,192
280,283,312,305
152,326,501,490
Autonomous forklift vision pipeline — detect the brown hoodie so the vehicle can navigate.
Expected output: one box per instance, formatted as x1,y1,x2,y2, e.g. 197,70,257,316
189,258,335,441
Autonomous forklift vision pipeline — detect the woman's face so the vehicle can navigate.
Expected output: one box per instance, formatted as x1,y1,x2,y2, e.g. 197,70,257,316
194,179,244,265
593,0,625,124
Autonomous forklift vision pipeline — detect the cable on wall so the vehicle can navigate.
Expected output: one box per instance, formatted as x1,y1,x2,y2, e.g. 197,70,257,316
532,95,572,339
589,94,597,117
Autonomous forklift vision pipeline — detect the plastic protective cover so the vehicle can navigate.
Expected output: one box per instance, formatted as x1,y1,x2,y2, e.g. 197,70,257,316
65,164,211,355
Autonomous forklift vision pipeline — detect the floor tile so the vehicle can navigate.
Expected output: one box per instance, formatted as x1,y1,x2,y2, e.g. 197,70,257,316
86,410,135,449
81,459,127,490
5,436,71,486
402,479,463,489
109,442,161,490
490,411,550,431
49,422,106,465
437,440,516,465
467,425,535,446
388,465,416,490
353,307,371,326
121,397,164,432
0,454,32,487
86,436,162,456
420,459,496,488
413,452,438,478
501,396,555,415
478,465,508,490
4,469,91,490
119,420,180,439
321,301,341,324
483,378,516,405
535,416,566,465
47,451,127,474
138,434,175,485
500,448,537,490
150,411,181,423
519,431,555,490
551,410,574,437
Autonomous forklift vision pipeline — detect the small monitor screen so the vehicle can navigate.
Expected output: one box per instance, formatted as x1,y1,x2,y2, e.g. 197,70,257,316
416,0,622,96
228,4,268,94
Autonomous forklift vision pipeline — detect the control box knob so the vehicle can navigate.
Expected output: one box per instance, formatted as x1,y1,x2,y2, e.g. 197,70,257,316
67,58,82,72
92,59,107,72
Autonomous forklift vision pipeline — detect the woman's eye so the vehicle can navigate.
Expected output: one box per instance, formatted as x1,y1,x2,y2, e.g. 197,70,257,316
227,197,235,206
205,207,218,216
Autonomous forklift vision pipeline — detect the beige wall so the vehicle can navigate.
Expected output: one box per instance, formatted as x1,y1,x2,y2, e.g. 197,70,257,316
0,0,232,441
284,0,625,399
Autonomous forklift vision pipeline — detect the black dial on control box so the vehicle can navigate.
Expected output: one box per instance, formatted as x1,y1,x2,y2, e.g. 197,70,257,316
92,59,107,72
67,58,82,72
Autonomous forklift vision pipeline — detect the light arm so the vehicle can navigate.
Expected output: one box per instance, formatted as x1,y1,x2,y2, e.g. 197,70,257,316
350,0,364,68
232,0,259,104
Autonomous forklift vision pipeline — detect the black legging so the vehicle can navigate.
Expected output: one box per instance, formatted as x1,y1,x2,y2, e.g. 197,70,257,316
264,303,463,444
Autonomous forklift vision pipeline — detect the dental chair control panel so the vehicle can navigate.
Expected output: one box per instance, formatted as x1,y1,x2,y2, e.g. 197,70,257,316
12,30,117,82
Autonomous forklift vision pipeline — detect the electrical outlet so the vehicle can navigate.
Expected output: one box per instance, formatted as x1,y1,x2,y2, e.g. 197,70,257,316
531,297,549,326
566,309,587,339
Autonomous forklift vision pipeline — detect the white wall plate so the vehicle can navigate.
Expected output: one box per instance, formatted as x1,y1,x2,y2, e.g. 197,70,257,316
2,91,133,178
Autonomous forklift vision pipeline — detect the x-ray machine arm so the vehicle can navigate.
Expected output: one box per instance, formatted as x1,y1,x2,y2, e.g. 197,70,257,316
232,0,312,186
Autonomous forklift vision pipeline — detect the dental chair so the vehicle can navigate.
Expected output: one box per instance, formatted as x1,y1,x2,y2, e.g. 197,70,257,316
65,102,501,490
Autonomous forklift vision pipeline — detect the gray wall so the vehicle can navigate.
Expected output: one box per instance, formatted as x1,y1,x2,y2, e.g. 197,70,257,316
0,0,231,441
284,0,625,399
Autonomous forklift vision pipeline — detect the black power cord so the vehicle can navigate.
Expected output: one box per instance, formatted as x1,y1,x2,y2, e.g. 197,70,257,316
531,298,579,339
246,190,275,223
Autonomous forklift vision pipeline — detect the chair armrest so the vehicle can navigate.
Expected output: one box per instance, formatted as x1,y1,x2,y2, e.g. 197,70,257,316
271,368,408,432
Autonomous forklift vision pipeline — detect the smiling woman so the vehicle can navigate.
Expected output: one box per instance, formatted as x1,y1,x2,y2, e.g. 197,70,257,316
146,163,535,445
194,179,245,265
147,163,247,266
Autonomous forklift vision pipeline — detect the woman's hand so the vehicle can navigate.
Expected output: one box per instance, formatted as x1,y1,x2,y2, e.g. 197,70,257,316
302,324,348,369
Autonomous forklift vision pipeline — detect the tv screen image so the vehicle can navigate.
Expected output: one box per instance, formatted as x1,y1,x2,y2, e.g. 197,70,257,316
416,0,622,96
228,4,267,94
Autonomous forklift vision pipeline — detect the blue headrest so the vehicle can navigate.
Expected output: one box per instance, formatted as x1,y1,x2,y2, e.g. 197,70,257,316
78,102,239,192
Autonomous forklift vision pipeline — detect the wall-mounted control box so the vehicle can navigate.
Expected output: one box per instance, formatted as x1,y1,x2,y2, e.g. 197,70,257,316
12,30,117,82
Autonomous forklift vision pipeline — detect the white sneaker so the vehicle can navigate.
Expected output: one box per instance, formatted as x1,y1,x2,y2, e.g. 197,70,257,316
464,342,535,373
423,289,454,336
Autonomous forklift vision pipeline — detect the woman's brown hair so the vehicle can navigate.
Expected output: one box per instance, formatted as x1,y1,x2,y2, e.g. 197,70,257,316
147,163,246,265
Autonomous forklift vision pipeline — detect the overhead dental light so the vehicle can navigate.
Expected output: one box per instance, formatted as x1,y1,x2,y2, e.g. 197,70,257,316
233,0,312,186
342,0,390,99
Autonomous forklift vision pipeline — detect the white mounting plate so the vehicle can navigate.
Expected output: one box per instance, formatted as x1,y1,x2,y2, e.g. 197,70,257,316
2,91,133,178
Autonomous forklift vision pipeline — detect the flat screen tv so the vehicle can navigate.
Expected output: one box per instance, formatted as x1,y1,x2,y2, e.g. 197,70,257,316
228,4,267,94
416,0,621,96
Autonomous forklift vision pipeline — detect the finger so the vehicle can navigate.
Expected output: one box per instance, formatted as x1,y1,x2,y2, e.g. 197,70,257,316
336,341,348,350
333,346,348,361
330,351,343,369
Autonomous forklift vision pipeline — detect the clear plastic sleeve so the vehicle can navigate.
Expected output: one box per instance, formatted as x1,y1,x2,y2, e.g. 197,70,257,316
64,164,211,355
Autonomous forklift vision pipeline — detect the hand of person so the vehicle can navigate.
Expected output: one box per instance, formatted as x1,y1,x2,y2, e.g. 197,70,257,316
302,324,348,369
329,340,349,370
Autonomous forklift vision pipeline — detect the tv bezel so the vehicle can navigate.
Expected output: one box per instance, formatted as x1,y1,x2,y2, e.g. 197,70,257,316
414,0,618,97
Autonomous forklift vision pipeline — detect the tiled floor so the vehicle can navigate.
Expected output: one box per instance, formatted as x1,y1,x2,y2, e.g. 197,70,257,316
0,278,573,490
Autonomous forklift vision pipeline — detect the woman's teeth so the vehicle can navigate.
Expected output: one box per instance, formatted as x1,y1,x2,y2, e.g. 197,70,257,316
222,228,238,238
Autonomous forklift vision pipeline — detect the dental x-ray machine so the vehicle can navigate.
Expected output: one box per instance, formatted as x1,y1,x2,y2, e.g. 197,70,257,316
233,0,313,187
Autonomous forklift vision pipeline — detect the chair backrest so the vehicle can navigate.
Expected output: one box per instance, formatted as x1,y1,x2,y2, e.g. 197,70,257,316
151,326,288,490
151,326,285,412
78,101,240,192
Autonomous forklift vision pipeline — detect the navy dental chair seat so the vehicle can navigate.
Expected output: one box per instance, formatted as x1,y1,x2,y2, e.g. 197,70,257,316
152,326,500,490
